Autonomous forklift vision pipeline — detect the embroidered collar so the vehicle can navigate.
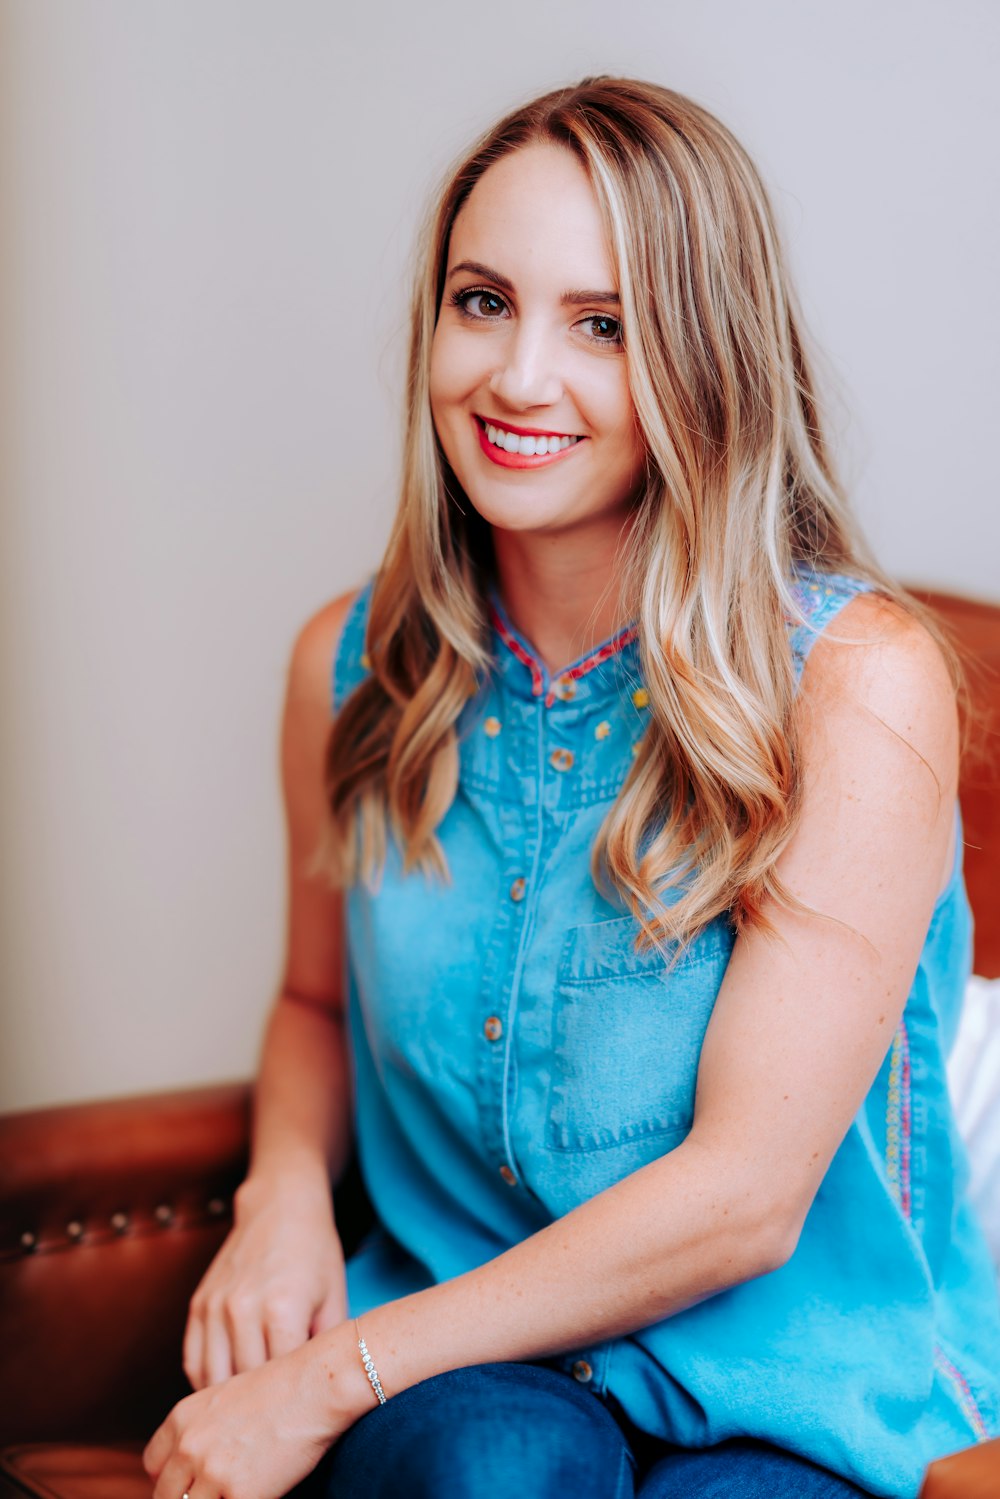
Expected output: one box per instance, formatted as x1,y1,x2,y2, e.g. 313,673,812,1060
487,588,639,708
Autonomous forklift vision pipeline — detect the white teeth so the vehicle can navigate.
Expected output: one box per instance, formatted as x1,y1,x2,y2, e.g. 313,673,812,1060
483,420,580,455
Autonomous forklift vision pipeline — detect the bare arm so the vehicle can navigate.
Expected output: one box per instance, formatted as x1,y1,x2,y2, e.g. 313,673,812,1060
242,586,359,1203
183,590,359,1390
310,593,960,1419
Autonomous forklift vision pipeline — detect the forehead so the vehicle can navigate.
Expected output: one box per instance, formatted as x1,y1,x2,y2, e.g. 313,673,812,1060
448,142,616,285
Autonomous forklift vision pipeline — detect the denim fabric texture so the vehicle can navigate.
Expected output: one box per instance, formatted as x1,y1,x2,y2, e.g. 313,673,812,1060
334,568,1000,1499
301,1361,874,1497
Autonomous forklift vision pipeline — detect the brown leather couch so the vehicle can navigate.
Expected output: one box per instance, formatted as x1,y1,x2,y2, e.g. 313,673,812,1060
2,589,998,1499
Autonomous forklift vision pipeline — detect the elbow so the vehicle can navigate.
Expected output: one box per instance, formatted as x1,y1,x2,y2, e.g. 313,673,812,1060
671,1136,806,1284
745,1172,814,1276
709,1176,805,1282
746,1208,802,1277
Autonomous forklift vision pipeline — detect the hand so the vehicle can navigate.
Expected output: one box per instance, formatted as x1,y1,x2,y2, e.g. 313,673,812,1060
143,1338,354,1499
184,1174,348,1389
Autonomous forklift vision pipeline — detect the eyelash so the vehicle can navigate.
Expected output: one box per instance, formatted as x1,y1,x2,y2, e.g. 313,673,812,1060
448,287,624,347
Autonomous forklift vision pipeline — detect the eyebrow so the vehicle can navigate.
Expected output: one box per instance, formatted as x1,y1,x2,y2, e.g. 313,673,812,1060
447,260,620,307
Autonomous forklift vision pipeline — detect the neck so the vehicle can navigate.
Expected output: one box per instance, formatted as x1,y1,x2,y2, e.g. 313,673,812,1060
490,517,637,676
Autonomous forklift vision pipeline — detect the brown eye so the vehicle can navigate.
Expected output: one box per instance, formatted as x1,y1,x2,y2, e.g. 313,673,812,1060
583,314,623,344
452,289,509,319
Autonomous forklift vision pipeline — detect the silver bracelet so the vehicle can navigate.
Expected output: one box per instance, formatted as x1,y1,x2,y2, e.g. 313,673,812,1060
355,1316,387,1405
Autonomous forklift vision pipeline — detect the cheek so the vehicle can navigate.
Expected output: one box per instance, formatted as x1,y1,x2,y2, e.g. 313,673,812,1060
591,374,640,454
429,335,473,471
429,325,481,416
428,332,448,422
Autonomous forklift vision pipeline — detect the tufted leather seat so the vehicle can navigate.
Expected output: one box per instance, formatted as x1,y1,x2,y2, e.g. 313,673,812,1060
1,589,997,1499
0,1084,375,1499
0,1443,150,1499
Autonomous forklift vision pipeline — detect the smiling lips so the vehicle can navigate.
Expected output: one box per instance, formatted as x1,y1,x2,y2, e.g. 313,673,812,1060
474,415,586,469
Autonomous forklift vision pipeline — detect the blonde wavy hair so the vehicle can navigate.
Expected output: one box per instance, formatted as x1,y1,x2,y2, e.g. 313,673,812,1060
324,75,956,952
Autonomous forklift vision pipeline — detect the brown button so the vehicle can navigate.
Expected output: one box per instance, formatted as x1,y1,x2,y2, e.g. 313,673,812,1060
554,676,577,700
484,715,502,738
509,877,526,902
572,1360,593,1383
549,748,574,773
499,1165,517,1186
484,1015,503,1041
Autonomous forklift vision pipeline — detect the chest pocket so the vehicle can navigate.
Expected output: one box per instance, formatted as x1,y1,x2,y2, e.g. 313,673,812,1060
545,914,735,1153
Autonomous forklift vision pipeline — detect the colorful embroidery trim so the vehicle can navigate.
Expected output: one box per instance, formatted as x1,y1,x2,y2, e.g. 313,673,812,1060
885,1020,912,1221
933,1346,991,1442
488,600,638,707
542,627,639,707
489,602,546,697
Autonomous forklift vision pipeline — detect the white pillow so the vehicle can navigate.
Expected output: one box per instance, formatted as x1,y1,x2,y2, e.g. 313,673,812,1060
948,975,1000,1275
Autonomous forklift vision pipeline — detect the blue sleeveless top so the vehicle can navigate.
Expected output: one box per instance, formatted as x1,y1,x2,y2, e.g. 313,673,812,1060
335,568,1000,1499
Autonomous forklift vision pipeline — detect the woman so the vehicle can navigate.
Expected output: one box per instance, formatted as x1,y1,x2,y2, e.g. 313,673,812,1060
143,77,1000,1499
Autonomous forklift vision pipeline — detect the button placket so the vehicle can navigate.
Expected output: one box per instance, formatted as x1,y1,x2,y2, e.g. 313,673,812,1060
473,700,545,1195
478,624,645,1196
473,778,525,1181
494,695,550,1192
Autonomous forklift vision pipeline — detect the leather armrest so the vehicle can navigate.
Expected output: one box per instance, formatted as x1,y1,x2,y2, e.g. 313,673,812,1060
0,1082,372,1447
913,588,1000,978
0,1083,252,1446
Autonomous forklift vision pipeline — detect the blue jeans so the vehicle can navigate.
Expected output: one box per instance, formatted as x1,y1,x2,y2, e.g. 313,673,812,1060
299,1360,875,1497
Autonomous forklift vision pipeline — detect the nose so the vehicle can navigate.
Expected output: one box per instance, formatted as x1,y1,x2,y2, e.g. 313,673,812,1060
488,321,564,410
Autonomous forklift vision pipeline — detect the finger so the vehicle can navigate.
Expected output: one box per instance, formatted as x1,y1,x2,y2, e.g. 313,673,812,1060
142,1421,172,1479
150,1454,193,1499
202,1306,235,1388
180,1482,219,1499
227,1304,268,1373
182,1310,206,1391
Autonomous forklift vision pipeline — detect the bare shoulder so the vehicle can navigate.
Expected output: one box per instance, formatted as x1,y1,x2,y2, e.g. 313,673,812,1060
276,587,362,1010
280,587,363,806
285,587,362,716
798,590,959,793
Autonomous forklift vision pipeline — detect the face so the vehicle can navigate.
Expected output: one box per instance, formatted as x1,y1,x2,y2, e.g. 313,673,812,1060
429,142,646,541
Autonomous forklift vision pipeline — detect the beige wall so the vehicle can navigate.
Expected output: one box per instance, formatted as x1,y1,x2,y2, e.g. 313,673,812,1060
2,0,997,1111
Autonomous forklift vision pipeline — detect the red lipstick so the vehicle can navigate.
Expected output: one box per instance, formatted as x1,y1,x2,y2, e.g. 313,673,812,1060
473,416,586,471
